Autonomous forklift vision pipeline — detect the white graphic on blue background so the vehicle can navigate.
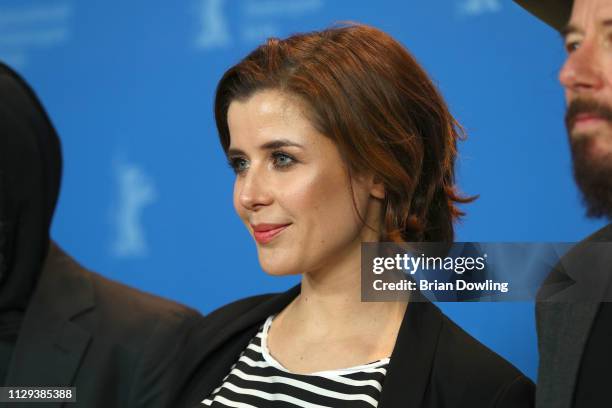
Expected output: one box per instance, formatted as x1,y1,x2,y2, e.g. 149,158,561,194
196,0,231,49
243,0,323,17
458,0,501,16
111,156,158,259
195,0,325,49
0,3,72,68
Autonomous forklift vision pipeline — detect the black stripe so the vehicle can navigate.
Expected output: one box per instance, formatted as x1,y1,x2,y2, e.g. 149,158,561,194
204,386,297,408
339,369,388,381
233,358,385,393
201,320,387,408
220,372,380,407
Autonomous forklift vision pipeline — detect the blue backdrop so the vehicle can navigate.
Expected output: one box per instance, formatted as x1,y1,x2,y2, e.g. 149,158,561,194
1,0,606,381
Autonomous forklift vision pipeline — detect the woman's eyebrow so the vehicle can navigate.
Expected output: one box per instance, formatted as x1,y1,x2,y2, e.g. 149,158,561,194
260,139,304,150
227,139,304,157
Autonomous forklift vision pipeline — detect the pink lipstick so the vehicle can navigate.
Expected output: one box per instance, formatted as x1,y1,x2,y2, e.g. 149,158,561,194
251,223,291,244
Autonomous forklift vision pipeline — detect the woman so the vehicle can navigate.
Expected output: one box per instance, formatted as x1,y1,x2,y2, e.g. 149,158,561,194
178,24,534,407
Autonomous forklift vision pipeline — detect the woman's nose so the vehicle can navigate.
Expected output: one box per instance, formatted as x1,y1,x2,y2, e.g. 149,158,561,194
237,167,274,211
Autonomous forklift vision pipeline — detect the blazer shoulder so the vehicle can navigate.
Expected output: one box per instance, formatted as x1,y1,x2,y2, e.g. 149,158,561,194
202,292,278,326
88,269,201,319
432,309,534,407
62,258,204,345
47,242,202,323
584,223,612,242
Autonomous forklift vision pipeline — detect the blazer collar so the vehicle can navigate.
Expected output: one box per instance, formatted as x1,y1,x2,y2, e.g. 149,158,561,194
539,224,612,301
196,285,300,362
379,297,443,408
181,285,300,405
4,242,94,401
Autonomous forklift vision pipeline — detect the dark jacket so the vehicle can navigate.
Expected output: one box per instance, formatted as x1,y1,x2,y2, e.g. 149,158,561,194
3,243,203,408
177,285,534,407
535,224,612,408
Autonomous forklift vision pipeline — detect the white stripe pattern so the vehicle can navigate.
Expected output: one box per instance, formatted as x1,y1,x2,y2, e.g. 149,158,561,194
229,368,380,407
213,382,331,408
201,315,390,407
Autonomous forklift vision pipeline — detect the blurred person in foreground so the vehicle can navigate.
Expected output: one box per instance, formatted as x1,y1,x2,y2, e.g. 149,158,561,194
516,1,612,407
176,23,534,407
0,62,205,407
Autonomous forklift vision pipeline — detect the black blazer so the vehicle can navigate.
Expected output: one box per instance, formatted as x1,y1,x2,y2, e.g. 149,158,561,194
3,243,205,408
177,286,534,407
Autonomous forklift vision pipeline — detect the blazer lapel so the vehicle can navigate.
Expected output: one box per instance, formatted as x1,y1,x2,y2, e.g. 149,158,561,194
180,285,300,405
378,299,442,408
535,301,599,408
4,243,94,407
540,224,612,302
197,285,300,361
541,243,612,302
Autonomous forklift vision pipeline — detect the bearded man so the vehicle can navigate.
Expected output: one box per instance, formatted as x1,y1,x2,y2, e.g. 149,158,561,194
517,1,612,407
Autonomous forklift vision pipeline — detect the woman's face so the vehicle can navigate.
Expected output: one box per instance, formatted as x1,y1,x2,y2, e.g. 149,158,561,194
226,89,384,276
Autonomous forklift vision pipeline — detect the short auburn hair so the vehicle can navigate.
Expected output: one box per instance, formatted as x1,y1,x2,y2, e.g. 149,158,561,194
214,23,472,242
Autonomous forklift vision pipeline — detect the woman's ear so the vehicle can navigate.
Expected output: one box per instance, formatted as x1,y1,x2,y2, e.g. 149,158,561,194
370,175,385,200
352,171,385,200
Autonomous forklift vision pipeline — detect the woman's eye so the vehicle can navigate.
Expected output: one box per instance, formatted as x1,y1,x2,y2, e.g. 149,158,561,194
272,152,296,168
228,157,249,174
227,152,296,173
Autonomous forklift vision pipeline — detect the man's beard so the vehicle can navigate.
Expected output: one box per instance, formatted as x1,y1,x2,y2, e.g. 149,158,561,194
566,98,612,220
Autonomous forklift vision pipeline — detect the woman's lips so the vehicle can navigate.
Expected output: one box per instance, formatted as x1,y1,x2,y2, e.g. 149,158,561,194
252,224,291,244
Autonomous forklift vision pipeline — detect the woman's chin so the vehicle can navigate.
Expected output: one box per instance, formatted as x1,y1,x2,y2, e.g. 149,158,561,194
259,261,300,277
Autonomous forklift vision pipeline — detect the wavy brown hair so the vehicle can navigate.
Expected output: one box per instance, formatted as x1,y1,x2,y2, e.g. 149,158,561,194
214,23,473,242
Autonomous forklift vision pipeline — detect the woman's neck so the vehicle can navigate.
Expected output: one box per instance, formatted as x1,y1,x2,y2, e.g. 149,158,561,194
274,237,407,348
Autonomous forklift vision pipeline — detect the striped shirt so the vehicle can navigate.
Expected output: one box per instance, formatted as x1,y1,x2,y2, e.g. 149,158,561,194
201,315,390,407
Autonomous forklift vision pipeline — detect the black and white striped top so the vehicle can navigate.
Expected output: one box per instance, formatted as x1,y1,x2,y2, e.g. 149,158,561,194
201,315,390,407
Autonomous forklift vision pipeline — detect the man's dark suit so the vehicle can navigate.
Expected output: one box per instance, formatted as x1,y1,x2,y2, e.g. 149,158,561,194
3,243,203,408
536,224,612,408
